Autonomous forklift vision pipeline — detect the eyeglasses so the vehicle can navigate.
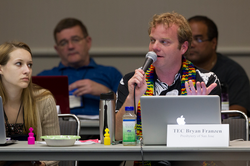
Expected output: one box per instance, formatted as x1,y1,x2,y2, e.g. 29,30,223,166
192,36,210,44
57,36,86,47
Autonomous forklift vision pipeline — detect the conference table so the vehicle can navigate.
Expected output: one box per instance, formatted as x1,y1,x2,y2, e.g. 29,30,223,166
1,141,250,161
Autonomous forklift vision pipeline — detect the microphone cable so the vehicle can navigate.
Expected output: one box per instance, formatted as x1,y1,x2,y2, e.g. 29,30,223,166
134,85,145,166
134,85,136,114
140,137,145,166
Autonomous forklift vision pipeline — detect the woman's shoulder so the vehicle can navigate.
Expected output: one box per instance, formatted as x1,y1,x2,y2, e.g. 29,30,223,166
33,86,54,102
34,88,57,115
33,88,49,95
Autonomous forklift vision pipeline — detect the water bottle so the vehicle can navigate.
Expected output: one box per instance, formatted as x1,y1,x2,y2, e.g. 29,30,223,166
221,83,229,110
221,83,229,119
123,106,137,146
99,91,115,144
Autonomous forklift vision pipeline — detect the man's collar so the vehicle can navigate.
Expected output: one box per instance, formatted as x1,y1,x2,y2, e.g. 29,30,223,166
58,58,97,70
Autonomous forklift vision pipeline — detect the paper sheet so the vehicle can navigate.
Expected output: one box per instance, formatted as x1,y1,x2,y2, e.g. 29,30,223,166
38,139,100,145
77,115,99,120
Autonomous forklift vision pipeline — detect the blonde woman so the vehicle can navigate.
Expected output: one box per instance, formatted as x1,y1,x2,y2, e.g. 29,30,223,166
0,42,60,166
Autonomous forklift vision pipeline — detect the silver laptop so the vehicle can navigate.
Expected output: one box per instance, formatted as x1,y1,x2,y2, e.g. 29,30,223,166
140,95,221,145
0,96,17,145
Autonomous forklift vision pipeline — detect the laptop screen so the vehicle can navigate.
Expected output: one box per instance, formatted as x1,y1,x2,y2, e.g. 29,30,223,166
0,96,7,144
32,76,70,114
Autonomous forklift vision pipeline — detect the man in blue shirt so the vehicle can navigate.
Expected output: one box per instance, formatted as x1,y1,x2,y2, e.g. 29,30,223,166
38,18,122,115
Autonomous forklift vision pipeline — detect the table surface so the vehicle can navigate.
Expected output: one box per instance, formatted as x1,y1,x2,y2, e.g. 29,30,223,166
1,141,250,161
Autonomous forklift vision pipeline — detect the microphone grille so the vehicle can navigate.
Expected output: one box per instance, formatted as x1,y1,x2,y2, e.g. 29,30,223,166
146,51,157,63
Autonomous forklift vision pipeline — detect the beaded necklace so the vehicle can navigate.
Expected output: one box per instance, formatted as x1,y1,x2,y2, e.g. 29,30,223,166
136,57,196,139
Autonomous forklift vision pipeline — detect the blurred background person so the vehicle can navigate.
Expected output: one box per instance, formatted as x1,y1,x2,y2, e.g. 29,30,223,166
186,15,250,116
38,18,122,116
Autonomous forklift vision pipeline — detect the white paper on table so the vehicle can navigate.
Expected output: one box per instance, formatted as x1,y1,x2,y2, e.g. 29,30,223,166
38,141,100,145
77,115,99,120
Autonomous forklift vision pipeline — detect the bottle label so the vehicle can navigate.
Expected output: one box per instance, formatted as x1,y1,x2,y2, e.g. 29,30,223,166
123,119,136,142
222,101,229,110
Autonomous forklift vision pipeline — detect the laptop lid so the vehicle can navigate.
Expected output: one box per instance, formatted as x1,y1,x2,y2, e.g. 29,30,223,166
140,95,221,145
0,96,7,144
32,76,70,114
0,96,17,145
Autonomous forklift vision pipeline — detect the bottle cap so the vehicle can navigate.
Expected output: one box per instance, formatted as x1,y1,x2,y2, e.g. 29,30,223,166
100,91,114,100
125,106,134,111
221,82,228,93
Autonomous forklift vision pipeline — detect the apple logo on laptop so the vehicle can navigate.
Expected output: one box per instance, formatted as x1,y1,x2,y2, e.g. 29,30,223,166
176,115,186,125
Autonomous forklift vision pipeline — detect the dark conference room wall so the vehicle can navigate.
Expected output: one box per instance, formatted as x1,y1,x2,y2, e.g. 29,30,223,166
1,0,250,77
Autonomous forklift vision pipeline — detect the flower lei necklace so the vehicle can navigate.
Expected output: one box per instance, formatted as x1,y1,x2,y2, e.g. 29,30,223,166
136,57,196,138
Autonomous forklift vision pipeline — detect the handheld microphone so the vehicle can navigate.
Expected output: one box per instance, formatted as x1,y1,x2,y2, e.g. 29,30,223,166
134,51,157,87
141,51,157,72
133,51,157,113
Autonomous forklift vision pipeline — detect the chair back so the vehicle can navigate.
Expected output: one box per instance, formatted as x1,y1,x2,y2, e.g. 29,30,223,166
58,114,81,166
221,110,249,141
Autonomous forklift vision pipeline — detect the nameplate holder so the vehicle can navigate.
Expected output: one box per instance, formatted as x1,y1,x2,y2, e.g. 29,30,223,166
167,124,229,147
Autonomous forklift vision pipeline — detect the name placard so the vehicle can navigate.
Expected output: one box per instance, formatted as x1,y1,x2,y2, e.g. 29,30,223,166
167,124,229,147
